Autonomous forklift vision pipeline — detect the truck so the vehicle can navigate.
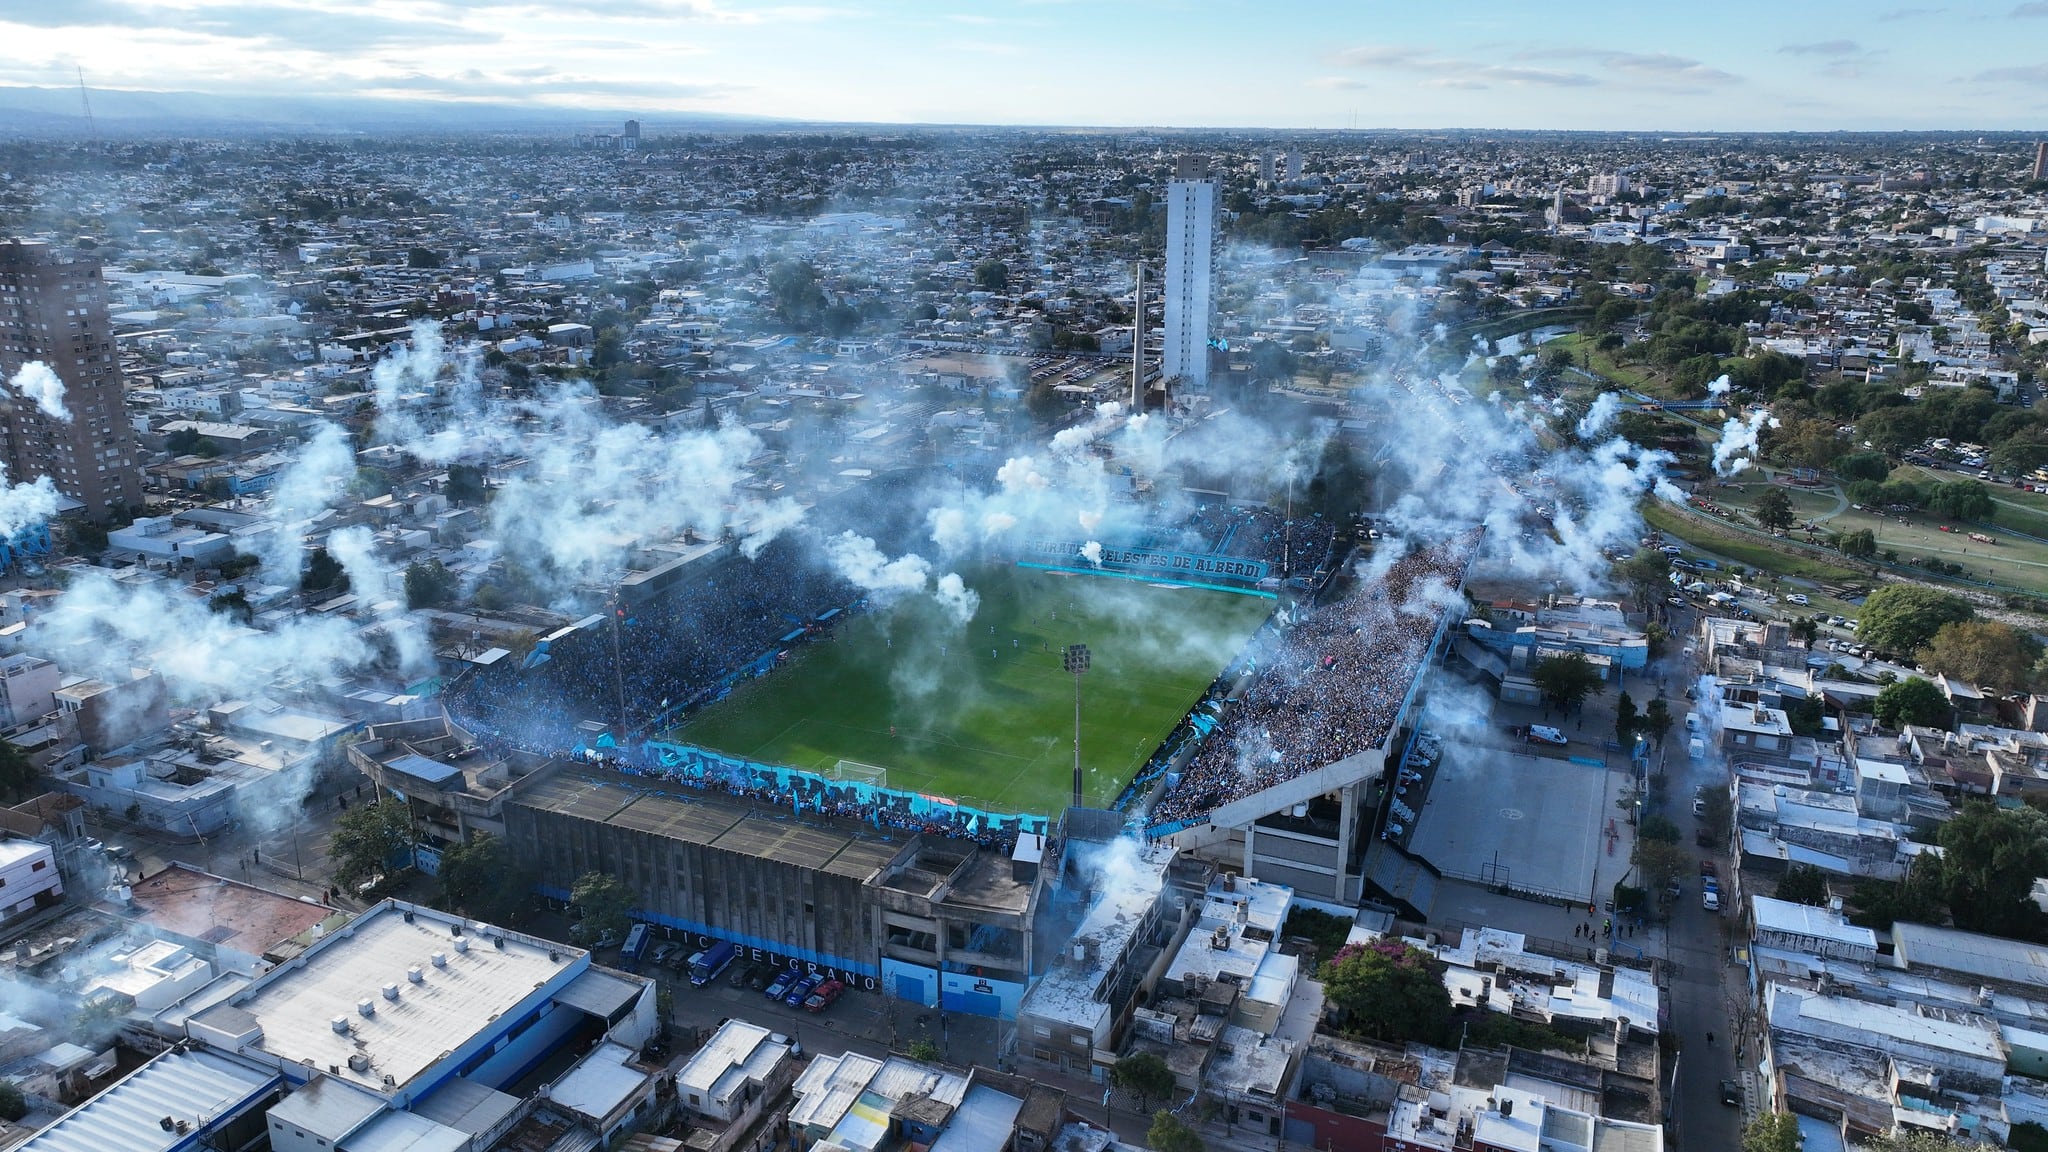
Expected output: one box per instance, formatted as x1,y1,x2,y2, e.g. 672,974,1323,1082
1688,736,1706,760
620,923,650,968
689,940,737,987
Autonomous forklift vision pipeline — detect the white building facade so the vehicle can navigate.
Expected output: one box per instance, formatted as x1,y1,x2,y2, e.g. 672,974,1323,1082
1162,161,1217,390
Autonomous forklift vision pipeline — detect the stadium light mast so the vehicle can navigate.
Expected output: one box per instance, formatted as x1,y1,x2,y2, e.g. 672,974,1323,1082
1064,643,1090,809
608,590,628,742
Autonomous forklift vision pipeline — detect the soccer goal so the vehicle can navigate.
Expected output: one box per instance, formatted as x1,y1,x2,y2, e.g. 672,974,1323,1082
831,760,889,790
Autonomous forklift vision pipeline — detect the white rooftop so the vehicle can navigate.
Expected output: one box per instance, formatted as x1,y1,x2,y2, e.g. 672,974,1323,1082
201,901,584,1096
548,1041,647,1123
1751,896,1878,953
16,1047,278,1152
1894,921,2048,988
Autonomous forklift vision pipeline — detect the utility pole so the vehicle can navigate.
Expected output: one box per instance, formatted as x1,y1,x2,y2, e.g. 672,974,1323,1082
1064,644,1090,808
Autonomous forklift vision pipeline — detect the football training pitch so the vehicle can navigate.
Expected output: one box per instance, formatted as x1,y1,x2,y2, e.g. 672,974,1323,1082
671,565,1274,817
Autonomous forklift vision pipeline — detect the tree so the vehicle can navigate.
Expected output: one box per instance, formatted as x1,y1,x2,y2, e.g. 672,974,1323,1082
1635,840,1688,892
1753,487,1796,532
1111,1052,1176,1113
404,560,456,610
1936,801,2048,940
437,833,540,926
1874,676,1950,729
207,588,253,624
0,739,38,805
1857,586,1974,655
571,871,633,944
1928,480,1994,522
1642,698,1673,748
1850,851,1949,929
1834,451,1891,483
406,246,443,269
1147,1111,1204,1152
1612,549,1672,611
0,1080,24,1122
973,259,1009,293
301,546,349,594
1776,863,1830,907
1918,619,2043,693
1859,406,1925,457
1532,653,1602,712
1615,691,1639,746
2010,1121,2048,1152
1700,787,1734,844
445,462,486,506
906,1037,940,1062
1742,1111,1802,1152
1320,939,1452,1044
329,799,414,893
1838,528,1877,559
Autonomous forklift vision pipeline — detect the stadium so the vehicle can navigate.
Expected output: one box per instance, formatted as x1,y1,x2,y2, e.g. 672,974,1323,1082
445,497,1477,901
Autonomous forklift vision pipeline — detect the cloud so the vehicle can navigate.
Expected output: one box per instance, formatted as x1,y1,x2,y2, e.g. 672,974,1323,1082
1878,5,1940,17
2013,2,2048,15
0,0,485,50
1523,48,1738,87
1328,44,1596,89
1780,40,1863,56
1977,62,2048,85
361,70,732,102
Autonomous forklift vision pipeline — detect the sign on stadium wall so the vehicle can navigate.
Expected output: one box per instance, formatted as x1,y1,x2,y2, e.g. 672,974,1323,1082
1017,538,1269,581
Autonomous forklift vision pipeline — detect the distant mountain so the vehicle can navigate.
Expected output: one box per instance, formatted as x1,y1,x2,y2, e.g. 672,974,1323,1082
0,85,785,135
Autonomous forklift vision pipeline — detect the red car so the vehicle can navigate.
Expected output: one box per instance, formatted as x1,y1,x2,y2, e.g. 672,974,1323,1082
1700,860,1718,878
803,979,846,1013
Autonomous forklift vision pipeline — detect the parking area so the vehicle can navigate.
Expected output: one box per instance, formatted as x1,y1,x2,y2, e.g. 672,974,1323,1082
1405,740,1622,905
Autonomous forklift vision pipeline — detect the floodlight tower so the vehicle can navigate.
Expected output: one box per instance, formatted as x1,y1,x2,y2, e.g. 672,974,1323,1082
1064,643,1090,808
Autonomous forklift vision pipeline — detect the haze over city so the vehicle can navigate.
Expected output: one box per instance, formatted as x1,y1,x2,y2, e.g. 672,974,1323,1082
0,6,2044,1152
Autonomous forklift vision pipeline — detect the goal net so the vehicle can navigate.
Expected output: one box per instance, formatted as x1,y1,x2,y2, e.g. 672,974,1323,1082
831,760,889,790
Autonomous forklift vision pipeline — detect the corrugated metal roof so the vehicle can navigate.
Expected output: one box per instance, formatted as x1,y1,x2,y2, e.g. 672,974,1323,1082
18,1047,279,1152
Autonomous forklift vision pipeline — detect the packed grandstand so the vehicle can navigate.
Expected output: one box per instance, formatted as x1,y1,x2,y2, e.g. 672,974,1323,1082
1146,528,1483,829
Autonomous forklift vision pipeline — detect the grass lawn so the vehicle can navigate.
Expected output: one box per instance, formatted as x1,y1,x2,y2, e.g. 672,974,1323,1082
669,565,1274,817
1641,500,1863,584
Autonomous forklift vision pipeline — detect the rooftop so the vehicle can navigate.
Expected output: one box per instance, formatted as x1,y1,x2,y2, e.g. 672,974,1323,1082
196,900,584,1096
15,1047,279,1152
1893,921,2048,988
124,863,337,959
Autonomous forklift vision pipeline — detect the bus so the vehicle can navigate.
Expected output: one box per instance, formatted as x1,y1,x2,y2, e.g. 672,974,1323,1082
620,923,650,968
689,940,737,987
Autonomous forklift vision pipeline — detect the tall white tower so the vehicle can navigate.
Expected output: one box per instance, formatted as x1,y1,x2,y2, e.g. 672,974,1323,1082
1162,155,1216,390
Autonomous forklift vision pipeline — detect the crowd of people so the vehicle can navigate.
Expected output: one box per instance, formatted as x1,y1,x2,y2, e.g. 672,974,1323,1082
1166,505,1337,576
598,749,1042,851
448,537,857,751
1148,529,1483,827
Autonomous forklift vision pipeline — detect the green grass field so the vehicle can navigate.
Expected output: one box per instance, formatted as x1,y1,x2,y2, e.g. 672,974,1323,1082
669,565,1275,817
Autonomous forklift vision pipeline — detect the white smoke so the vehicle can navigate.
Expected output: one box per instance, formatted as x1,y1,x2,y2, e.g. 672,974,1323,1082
824,531,931,600
932,572,980,625
0,466,61,540
258,422,358,582
1576,392,1622,440
8,362,70,423
1706,373,1732,397
1712,408,1780,477
1079,540,1104,568
324,525,435,680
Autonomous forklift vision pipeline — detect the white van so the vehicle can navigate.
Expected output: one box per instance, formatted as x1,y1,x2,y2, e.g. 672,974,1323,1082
1685,712,1700,732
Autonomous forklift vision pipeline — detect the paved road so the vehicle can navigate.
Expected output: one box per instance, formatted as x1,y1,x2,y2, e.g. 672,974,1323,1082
1660,630,1747,1150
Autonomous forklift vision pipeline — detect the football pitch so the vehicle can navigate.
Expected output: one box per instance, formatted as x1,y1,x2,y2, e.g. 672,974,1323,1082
670,565,1274,817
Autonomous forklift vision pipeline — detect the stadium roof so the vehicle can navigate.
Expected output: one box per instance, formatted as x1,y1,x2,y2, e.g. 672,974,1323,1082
517,771,901,882
16,1047,280,1152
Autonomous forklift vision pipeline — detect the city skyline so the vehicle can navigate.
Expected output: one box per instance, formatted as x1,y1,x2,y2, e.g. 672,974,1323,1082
4,0,2048,132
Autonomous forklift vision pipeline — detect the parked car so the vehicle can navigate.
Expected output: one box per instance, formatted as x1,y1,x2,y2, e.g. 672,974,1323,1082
650,943,677,968
1720,1080,1742,1107
765,971,798,1001
785,973,824,1007
804,979,846,1012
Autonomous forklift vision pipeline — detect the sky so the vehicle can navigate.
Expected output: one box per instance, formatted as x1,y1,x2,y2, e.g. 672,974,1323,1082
2,0,2048,131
